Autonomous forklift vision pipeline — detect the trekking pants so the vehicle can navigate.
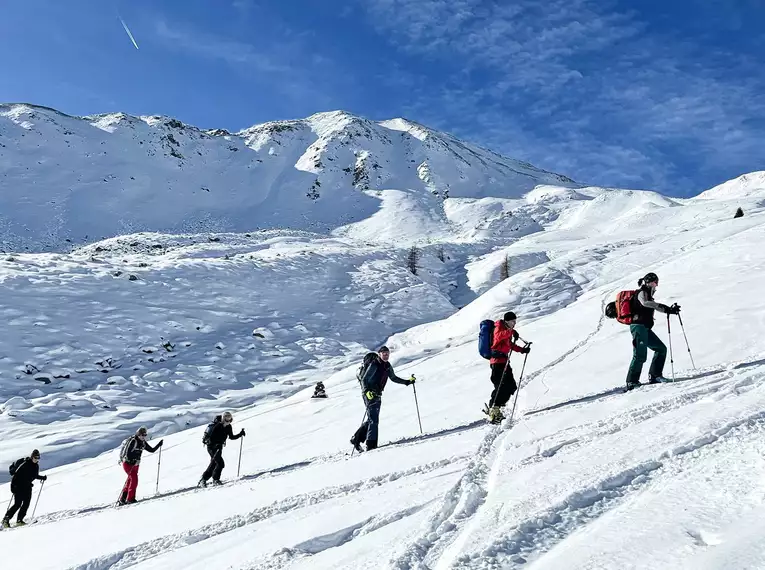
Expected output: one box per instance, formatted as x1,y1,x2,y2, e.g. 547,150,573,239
202,446,225,482
121,463,140,502
627,324,667,384
4,487,32,522
489,362,517,408
352,395,382,448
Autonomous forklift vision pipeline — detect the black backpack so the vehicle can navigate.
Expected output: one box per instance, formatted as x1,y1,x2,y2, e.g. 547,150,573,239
9,457,25,477
202,416,222,446
356,352,378,383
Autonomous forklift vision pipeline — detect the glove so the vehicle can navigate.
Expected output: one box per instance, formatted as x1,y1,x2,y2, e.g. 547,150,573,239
669,303,681,315
512,330,519,341
520,345,531,354
407,375,416,386
158,439,164,447
239,429,246,437
365,390,378,401
40,475,47,482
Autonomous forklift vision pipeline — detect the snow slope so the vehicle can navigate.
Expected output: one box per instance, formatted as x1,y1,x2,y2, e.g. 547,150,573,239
0,104,574,252
1,162,764,569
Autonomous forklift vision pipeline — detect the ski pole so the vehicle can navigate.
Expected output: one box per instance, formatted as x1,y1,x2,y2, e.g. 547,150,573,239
667,314,676,382
411,379,423,435
30,480,44,522
508,342,531,423
236,438,243,479
677,313,696,369
351,408,368,457
155,445,162,495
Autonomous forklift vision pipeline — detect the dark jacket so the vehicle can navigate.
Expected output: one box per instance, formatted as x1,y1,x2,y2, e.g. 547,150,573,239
10,458,43,492
631,286,669,329
123,436,160,466
206,421,243,448
360,357,409,394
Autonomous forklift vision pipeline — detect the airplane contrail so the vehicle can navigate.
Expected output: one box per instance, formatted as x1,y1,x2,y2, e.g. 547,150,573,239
118,14,140,50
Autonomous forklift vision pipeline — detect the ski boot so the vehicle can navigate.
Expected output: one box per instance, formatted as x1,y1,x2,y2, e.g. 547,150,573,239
350,438,364,453
488,406,505,425
211,479,223,487
1,519,10,529
198,478,208,488
15,520,26,527
648,376,670,384
625,381,642,391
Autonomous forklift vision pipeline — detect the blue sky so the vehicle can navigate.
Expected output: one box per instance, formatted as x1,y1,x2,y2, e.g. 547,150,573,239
1,0,763,195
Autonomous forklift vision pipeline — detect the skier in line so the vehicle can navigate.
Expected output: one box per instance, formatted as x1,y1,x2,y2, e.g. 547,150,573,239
2,449,47,528
625,272,680,390
118,427,163,505
487,312,530,424
198,411,245,487
350,346,415,452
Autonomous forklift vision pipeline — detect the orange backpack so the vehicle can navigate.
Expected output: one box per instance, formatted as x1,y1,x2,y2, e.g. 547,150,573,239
605,290,638,325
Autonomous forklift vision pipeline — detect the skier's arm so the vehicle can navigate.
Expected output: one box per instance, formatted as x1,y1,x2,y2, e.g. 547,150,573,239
228,425,244,440
638,290,668,313
387,365,410,386
144,440,162,453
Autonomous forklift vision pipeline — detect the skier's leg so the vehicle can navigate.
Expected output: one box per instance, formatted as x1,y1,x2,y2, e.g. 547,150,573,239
489,363,505,407
365,398,381,449
16,489,32,522
4,492,21,521
126,465,139,502
213,453,225,481
120,462,132,502
646,329,667,379
495,368,517,408
351,396,370,444
202,447,218,481
626,325,648,385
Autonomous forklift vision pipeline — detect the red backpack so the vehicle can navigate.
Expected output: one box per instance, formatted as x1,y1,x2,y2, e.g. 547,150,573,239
605,290,638,324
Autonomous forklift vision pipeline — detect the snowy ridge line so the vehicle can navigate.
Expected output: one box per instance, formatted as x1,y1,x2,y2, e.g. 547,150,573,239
15,418,486,527
454,392,765,569
65,455,469,570
242,502,435,570
387,301,609,570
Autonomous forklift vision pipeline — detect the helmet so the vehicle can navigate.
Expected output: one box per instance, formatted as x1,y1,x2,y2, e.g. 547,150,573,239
639,272,659,286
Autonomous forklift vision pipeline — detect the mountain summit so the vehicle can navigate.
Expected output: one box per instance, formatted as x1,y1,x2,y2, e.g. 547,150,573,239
0,104,574,252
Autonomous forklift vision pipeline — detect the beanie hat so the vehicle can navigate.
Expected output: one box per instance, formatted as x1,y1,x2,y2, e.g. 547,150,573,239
31,449,40,458
378,345,390,353
503,312,517,322
136,426,148,436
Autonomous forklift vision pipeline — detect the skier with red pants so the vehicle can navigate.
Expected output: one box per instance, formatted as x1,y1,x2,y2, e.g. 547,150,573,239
118,426,163,505
487,312,530,423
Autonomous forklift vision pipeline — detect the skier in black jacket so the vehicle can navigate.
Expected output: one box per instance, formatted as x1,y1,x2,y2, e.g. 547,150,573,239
3,449,47,528
350,346,415,452
198,411,245,487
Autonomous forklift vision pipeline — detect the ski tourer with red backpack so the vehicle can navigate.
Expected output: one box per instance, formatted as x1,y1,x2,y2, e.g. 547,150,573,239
605,272,680,390
478,311,530,424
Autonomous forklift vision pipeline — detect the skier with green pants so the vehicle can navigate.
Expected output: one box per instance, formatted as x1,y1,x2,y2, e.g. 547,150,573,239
626,272,680,390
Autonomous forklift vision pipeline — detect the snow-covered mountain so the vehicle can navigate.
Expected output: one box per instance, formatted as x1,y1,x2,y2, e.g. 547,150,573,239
2,101,765,569
0,103,574,252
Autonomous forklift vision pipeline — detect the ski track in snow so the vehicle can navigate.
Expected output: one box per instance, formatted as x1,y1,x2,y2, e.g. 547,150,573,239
454,390,765,569
27,419,488,528
387,297,610,570
242,503,434,570
66,457,468,570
